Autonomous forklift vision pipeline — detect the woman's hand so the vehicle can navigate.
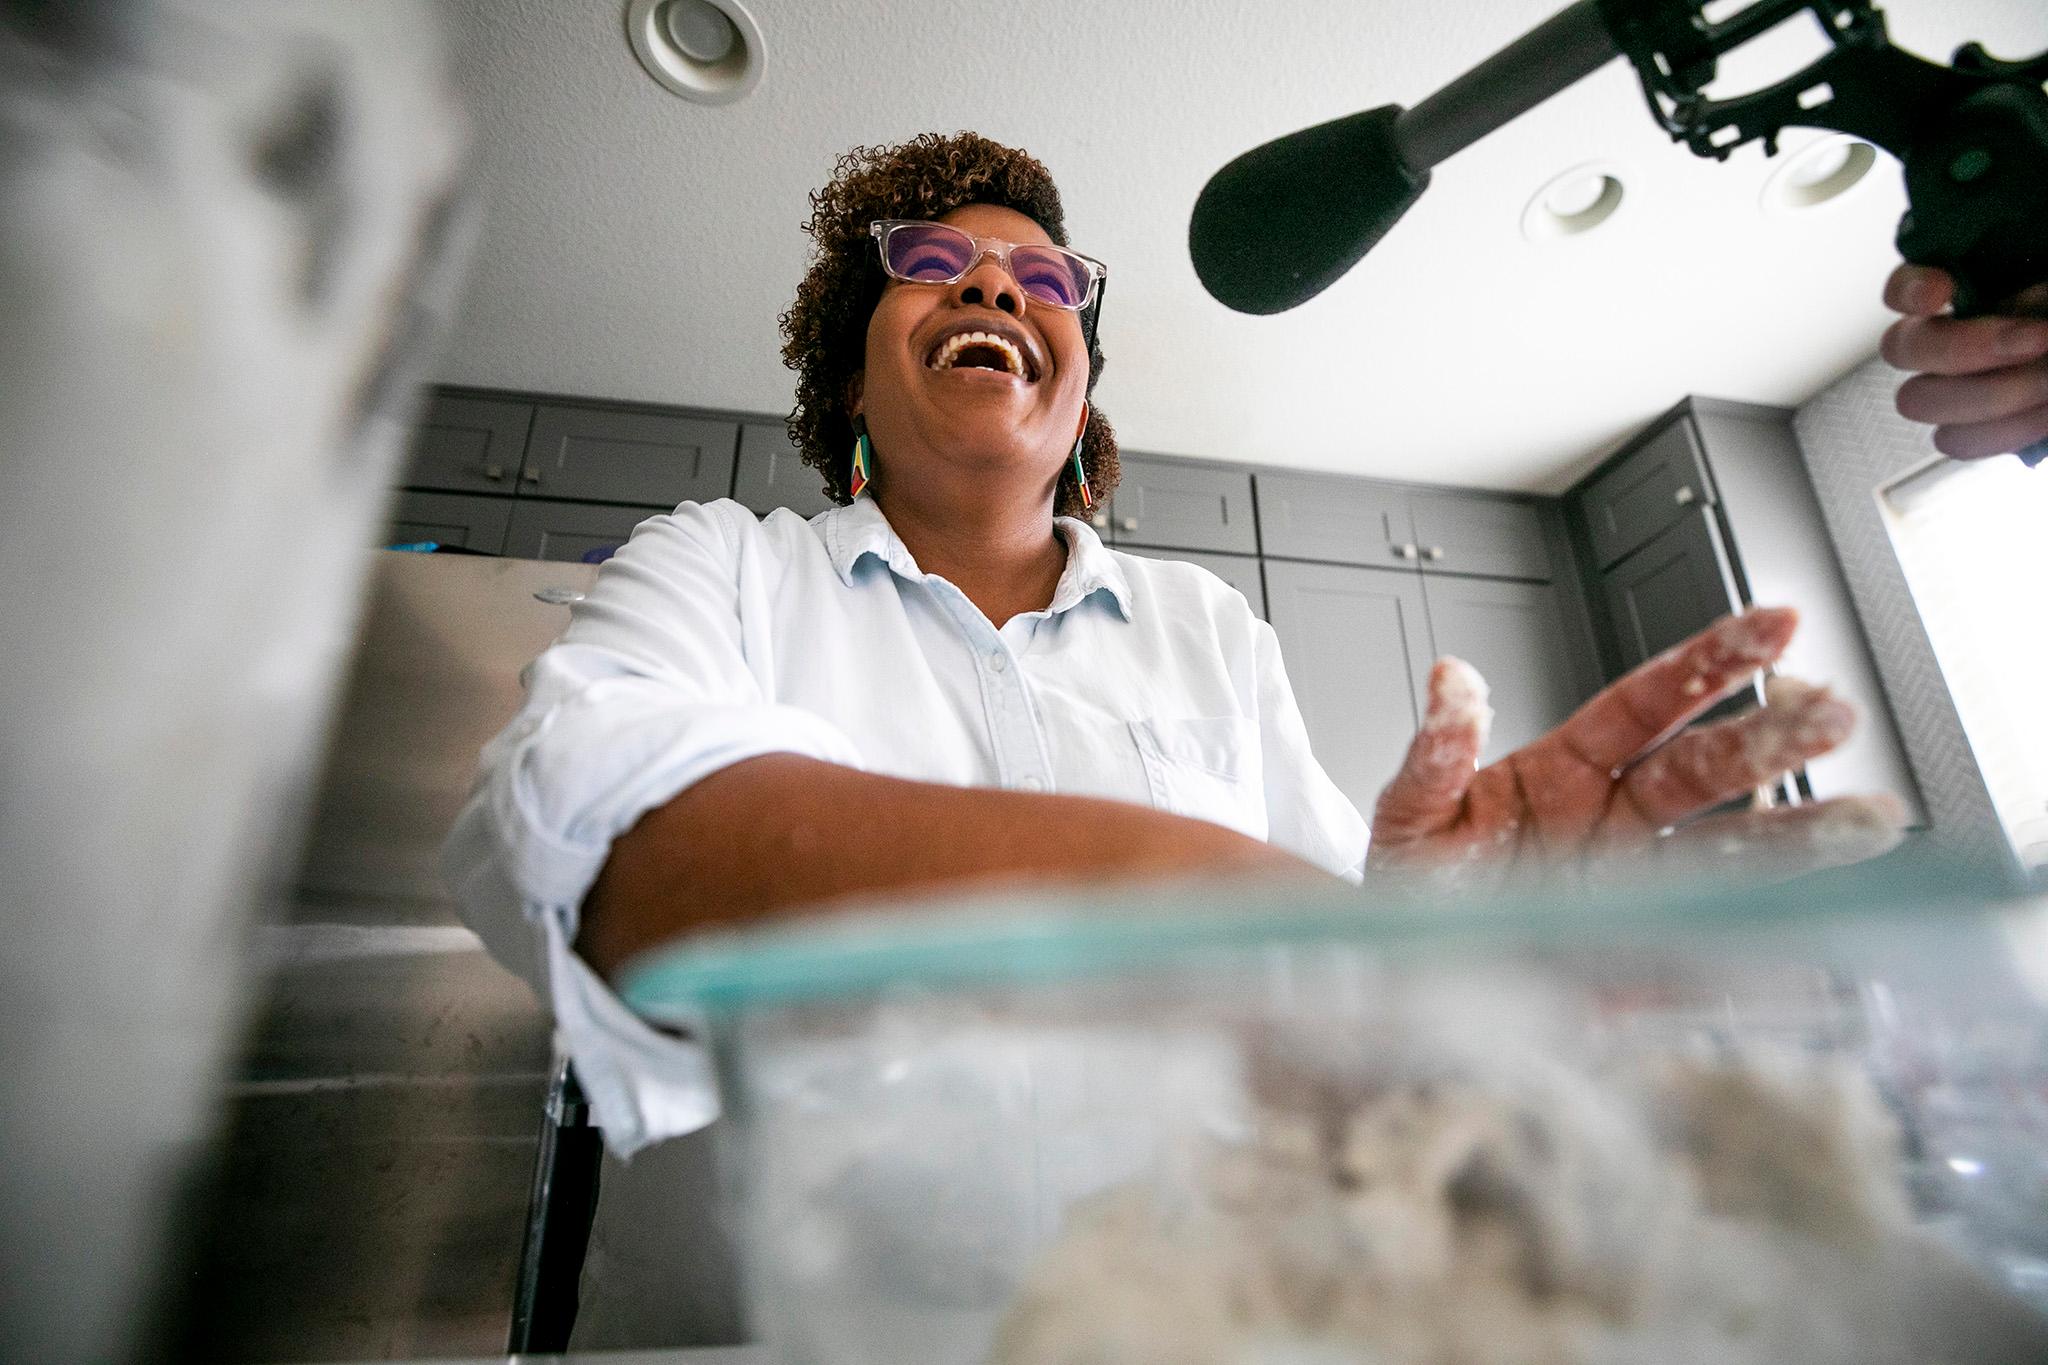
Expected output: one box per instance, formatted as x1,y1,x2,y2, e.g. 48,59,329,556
1365,608,1905,888
1882,265,2048,460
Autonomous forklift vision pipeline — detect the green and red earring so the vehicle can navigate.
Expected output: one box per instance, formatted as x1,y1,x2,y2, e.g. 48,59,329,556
1070,405,1092,511
849,414,874,499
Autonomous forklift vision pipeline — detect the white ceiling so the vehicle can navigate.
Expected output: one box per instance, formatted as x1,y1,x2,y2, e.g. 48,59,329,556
430,0,2045,493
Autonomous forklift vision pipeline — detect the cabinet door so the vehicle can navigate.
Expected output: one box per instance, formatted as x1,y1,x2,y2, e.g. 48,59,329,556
1601,507,1743,670
1107,456,1258,554
503,500,661,564
1421,577,1589,765
1120,548,1266,619
1410,491,1553,582
401,394,532,496
732,421,833,518
1579,417,1715,569
383,491,512,554
1263,561,1434,816
1256,472,1415,567
521,406,737,507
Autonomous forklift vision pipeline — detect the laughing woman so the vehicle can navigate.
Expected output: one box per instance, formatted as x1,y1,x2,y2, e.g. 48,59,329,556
444,132,1944,1344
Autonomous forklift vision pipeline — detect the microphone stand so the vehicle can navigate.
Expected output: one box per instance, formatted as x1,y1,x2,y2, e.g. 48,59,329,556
1194,0,2048,462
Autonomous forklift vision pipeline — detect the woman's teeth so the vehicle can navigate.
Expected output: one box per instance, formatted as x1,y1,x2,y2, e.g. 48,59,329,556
928,331,1028,379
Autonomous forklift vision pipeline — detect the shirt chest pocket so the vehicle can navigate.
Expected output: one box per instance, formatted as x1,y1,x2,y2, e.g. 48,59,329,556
1128,716,1267,841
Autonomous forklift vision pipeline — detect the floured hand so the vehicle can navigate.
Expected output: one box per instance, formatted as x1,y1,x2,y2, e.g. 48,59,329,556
1364,608,1906,888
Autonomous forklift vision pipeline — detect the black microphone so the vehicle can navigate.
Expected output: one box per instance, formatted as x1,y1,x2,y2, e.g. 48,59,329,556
1190,0,1620,315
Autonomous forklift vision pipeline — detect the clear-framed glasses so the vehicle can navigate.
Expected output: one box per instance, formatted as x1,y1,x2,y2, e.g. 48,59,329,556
869,219,1107,311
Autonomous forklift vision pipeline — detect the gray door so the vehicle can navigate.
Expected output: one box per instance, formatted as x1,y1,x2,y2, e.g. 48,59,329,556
1121,547,1266,619
521,406,737,507
1579,417,1716,569
504,500,661,564
1263,560,1434,817
1107,456,1258,554
732,420,833,518
1601,507,1744,670
1256,472,1415,567
1421,576,1590,765
401,394,533,496
1410,491,1554,582
384,491,513,554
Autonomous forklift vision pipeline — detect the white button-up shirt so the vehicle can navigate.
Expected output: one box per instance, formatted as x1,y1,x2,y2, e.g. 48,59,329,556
442,496,1367,1154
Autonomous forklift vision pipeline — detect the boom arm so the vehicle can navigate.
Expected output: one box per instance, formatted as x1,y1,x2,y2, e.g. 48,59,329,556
1599,0,2048,317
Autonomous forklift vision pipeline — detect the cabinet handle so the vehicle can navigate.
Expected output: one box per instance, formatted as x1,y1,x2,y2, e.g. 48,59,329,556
521,468,541,485
1119,516,1138,533
482,464,506,482
1394,543,1419,560
1674,485,1696,506
1089,512,1109,530
1425,545,1444,561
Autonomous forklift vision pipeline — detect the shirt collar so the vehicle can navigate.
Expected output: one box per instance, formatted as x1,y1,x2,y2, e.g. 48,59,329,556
820,497,1133,621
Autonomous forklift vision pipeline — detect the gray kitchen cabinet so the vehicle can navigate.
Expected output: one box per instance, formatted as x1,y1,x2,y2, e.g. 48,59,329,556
733,420,834,518
1571,400,1923,821
1688,401,1923,817
1599,506,1743,672
1578,416,1715,570
521,405,738,507
1256,471,1413,567
1263,560,1434,816
1595,504,1769,798
1098,455,1258,555
1410,491,1553,582
1421,575,1592,765
383,491,513,554
402,394,533,495
1122,547,1266,619
504,499,662,564
1257,474,1555,584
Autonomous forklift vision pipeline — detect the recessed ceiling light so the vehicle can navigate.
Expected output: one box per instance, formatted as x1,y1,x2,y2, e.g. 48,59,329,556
626,0,764,105
1760,134,1878,215
1522,163,1627,243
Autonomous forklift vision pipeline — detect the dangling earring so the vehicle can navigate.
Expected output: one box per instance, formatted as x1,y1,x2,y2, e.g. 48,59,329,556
1069,407,1092,511
849,414,874,499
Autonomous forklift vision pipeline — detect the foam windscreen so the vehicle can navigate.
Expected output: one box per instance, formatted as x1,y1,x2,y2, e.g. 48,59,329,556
1189,105,1429,316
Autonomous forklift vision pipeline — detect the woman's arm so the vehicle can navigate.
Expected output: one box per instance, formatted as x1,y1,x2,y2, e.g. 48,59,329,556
576,753,1320,979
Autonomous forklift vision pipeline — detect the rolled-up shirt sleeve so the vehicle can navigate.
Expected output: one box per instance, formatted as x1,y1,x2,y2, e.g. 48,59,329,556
442,499,863,1156
1250,619,1370,883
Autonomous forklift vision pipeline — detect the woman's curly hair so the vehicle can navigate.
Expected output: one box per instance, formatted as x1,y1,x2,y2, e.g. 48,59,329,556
778,131,1118,515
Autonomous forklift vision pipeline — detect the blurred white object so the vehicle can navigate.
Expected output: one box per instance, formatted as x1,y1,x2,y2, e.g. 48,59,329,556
0,3,466,1361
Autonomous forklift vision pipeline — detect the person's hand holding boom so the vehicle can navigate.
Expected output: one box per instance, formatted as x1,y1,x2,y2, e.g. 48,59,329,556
1883,265,2048,461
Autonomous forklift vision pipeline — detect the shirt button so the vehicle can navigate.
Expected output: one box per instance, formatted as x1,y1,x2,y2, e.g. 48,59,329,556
1019,776,1045,792
987,652,1009,674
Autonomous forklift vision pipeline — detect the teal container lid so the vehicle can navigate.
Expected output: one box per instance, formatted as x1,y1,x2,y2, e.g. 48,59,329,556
618,848,2020,1020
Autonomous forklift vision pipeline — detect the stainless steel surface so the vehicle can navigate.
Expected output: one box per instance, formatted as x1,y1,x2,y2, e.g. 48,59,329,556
189,551,589,1361
295,553,599,906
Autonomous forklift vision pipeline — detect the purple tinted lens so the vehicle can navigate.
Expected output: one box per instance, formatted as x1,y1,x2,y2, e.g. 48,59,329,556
885,224,973,282
1011,247,1091,308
